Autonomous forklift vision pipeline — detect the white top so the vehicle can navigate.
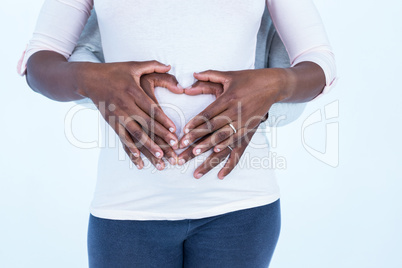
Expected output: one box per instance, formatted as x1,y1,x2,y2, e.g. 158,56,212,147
19,0,337,220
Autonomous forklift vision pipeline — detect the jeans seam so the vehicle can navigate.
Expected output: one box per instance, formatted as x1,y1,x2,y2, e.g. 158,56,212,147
184,219,191,238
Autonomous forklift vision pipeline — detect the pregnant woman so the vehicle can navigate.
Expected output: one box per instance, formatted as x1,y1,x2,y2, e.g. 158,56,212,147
19,0,336,267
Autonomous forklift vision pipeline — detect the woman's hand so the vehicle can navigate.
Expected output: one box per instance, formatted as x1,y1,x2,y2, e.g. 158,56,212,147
122,73,184,170
179,68,286,155
75,61,184,166
175,79,266,179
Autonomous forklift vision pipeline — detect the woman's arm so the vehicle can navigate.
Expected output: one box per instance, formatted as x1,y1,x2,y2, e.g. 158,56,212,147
21,0,94,101
20,0,182,165
256,6,307,127
68,9,103,105
266,0,337,100
26,51,88,101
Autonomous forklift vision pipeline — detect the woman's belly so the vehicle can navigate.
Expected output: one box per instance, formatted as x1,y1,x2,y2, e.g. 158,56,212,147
93,72,279,218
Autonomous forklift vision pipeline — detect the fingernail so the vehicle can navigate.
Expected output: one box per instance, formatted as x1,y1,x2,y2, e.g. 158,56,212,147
195,173,203,179
169,127,175,133
195,148,201,155
155,152,162,158
184,128,189,134
178,159,186,165
215,148,221,152
183,140,189,146
170,140,176,146
156,163,163,170
185,86,192,90
133,152,139,157
168,157,176,165
136,165,142,170
177,84,183,90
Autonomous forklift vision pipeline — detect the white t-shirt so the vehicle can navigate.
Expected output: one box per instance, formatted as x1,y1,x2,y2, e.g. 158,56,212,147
19,0,337,220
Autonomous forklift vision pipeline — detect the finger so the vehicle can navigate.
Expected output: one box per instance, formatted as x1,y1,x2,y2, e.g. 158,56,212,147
177,133,211,166
152,73,184,94
130,108,179,149
213,122,259,152
217,144,247,179
113,122,141,158
180,113,233,148
132,135,166,171
153,135,178,166
120,115,164,159
193,149,231,179
140,75,159,103
122,144,144,170
191,124,236,156
176,143,197,166
194,125,257,179
184,81,223,97
132,60,171,84
213,127,249,153
193,70,230,86
217,126,258,179
140,73,184,103
182,98,227,137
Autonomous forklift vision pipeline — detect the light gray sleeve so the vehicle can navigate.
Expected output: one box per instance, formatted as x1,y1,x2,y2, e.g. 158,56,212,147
69,9,104,63
68,9,104,106
255,6,307,127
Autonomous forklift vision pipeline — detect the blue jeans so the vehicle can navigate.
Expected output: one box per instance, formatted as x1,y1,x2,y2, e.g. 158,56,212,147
87,199,281,267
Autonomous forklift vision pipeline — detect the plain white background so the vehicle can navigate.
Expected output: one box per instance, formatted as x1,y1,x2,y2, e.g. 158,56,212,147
1,0,401,267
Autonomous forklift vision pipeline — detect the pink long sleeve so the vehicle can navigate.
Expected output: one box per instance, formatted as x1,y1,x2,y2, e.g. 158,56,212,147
18,0,337,100
17,0,93,75
267,0,337,98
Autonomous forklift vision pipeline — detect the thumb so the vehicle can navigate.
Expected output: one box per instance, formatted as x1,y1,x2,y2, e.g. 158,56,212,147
193,70,229,85
132,60,171,84
154,74,184,94
184,81,223,98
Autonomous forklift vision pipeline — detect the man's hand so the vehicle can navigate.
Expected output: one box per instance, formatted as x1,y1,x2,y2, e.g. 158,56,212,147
177,125,259,180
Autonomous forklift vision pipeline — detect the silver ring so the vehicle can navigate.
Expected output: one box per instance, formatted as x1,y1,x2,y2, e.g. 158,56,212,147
227,145,233,151
228,123,237,134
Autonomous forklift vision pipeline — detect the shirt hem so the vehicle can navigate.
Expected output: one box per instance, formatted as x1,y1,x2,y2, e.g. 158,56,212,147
89,193,281,221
